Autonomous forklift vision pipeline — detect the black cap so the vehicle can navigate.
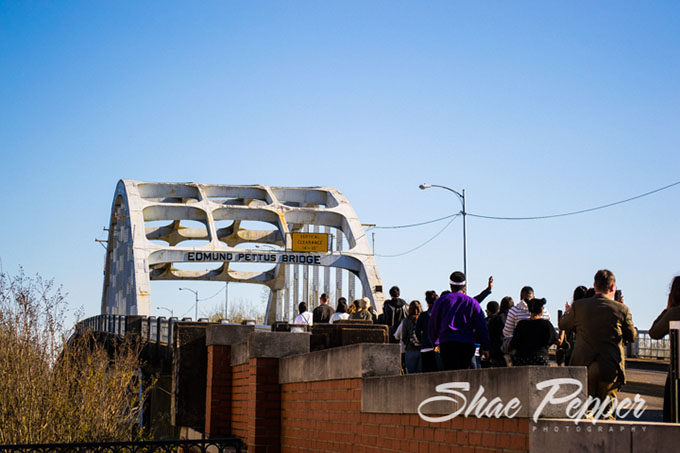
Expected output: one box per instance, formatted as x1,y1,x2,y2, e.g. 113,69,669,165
449,271,466,285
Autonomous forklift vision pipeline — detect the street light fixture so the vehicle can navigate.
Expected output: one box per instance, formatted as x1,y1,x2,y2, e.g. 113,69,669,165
179,287,199,320
419,183,468,277
156,306,174,318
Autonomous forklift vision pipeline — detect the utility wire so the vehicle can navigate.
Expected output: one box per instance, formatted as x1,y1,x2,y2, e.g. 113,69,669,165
366,179,680,256
179,305,194,319
372,213,459,229
370,179,680,227
198,284,226,301
374,214,460,258
178,285,226,319
467,179,680,221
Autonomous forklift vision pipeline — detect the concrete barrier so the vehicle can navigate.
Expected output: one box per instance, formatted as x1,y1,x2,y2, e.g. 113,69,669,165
363,365,588,419
531,418,680,452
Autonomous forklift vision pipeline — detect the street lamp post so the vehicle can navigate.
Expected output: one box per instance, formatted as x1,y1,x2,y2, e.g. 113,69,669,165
179,287,199,320
419,183,467,277
224,282,229,321
156,306,174,318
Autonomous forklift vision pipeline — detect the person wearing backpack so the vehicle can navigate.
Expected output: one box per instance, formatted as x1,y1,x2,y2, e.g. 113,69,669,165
382,286,408,344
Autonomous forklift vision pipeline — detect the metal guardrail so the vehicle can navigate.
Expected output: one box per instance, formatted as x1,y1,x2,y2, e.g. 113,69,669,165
79,316,673,361
78,314,178,346
635,329,670,359
77,314,271,347
0,438,246,452
78,315,273,344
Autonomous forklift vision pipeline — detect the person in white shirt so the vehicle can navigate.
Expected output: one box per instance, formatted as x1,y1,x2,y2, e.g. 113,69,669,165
292,302,313,332
329,298,350,323
502,286,551,352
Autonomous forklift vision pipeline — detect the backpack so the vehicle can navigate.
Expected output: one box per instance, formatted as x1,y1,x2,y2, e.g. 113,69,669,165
384,300,407,343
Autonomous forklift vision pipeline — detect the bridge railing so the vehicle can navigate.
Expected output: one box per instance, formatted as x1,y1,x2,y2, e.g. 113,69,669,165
633,329,670,359
77,314,180,346
77,316,674,361
78,314,264,346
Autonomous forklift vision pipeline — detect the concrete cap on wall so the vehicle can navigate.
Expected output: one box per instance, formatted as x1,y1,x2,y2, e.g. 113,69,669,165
362,366,588,419
205,324,255,346
230,330,311,366
279,343,402,384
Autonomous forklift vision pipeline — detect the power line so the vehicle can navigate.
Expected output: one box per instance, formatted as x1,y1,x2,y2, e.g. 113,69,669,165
364,179,680,256
198,285,226,301
372,213,459,229
374,214,460,258
177,285,226,319
466,179,680,221
179,305,194,319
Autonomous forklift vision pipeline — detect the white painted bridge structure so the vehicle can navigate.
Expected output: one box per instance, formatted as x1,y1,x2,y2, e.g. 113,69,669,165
101,180,385,323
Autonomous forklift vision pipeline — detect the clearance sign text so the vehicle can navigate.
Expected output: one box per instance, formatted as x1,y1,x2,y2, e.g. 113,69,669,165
291,232,329,253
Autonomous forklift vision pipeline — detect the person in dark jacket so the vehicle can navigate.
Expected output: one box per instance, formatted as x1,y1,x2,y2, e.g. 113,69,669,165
558,285,588,366
485,301,499,320
428,271,490,371
559,270,637,417
383,286,408,343
487,296,514,367
473,276,494,304
649,276,680,422
415,290,439,372
402,300,423,373
312,293,334,323
510,298,559,366
480,301,499,368
349,297,373,322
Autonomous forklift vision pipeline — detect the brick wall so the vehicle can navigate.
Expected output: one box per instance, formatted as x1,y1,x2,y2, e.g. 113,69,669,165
231,362,252,443
194,334,585,452
252,358,281,452
205,345,232,437
230,358,282,452
280,378,529,453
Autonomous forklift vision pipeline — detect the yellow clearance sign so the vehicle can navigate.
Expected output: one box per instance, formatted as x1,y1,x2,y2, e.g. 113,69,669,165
291,232,329,253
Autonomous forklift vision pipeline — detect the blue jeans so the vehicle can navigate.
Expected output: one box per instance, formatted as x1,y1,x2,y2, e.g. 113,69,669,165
404,350,422,373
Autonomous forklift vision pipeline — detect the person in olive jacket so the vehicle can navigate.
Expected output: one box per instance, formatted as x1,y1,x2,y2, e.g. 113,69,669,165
649,276,680,422
559,269,637,418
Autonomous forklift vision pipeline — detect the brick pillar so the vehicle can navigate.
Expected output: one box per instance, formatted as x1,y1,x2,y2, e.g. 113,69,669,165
231,358,281,451
202,324,254,438
230,362,252,443
205,344,232,437
251,358,281,452
230,331,310,452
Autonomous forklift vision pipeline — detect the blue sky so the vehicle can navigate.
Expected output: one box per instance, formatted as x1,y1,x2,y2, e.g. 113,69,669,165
1,1,679,328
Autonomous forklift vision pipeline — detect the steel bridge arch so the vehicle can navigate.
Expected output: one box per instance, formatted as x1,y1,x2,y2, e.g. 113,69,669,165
101,180,385,323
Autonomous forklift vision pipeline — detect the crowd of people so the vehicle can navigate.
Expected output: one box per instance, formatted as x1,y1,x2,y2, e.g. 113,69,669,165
292,270,680,421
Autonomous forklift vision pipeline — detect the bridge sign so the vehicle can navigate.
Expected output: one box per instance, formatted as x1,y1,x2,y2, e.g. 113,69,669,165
290,232,329,252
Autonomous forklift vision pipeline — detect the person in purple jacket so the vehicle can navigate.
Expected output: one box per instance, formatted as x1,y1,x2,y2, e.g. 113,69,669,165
428,271,491,371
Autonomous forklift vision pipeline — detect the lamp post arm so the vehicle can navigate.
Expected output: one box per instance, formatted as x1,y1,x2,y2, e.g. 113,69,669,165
429,184,464,207
179,288,200,320
419,183,468,277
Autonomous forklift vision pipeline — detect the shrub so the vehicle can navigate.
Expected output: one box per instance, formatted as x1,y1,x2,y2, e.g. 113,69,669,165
0,269,148,443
